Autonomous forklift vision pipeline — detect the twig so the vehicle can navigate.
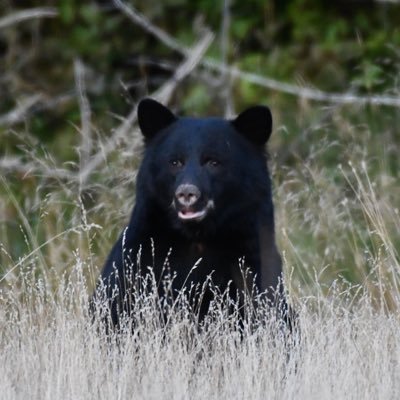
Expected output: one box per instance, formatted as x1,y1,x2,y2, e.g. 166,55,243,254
225,66,400,107
114,0,400,108
220,0,234,117
0,94,73,128
74,59,92,178
0,95,43,126
0,8,58,30
78,30,214,184
152,30,214,103
113,0,183,54
0,156,75,180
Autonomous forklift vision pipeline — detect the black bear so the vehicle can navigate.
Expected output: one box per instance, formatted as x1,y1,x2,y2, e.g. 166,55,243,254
94,98,289,328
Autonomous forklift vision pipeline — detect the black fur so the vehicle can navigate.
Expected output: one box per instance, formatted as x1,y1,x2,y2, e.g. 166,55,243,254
94,99,289,328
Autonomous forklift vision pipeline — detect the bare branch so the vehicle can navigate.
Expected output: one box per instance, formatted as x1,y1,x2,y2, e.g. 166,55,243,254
0,156,74,180
113,0,183,54
374,0,400,3
74,59,92,176
153,30,214,103
218,65,400,107
0,95,43,127
0,94,73,128
0,8,58,30
220,0,234,117
114,0,400,108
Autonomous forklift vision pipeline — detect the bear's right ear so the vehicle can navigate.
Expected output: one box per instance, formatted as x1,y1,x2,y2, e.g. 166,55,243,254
231,105,273,146
138,98,177,140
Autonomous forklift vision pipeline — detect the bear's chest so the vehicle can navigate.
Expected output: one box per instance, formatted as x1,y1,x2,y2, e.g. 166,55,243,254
148,237,230,276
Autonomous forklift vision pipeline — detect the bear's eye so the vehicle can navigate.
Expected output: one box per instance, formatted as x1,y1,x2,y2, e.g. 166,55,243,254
170,159,184,168
205,158,221,168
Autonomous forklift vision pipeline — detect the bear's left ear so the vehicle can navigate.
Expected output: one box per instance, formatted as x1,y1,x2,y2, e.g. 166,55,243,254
231,105,272,146
138,98,177,141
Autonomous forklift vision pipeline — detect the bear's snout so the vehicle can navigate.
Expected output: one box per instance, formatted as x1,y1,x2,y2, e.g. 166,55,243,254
175,184,201,207
174,184,212,222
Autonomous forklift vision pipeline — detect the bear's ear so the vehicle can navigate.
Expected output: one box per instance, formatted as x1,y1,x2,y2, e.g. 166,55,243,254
231,105,272,146
138,98,177,140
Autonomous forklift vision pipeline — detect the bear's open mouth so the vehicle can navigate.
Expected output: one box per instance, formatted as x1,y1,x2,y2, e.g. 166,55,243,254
178,209,207,221
175,200,214,222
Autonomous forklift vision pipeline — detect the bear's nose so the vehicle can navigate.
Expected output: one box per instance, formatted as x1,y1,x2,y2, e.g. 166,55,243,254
175,184,200,207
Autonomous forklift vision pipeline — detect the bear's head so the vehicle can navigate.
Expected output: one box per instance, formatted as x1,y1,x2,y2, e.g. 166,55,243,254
137,98,273,237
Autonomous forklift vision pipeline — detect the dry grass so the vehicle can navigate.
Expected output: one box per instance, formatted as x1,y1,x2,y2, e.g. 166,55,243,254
1,267,400,399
